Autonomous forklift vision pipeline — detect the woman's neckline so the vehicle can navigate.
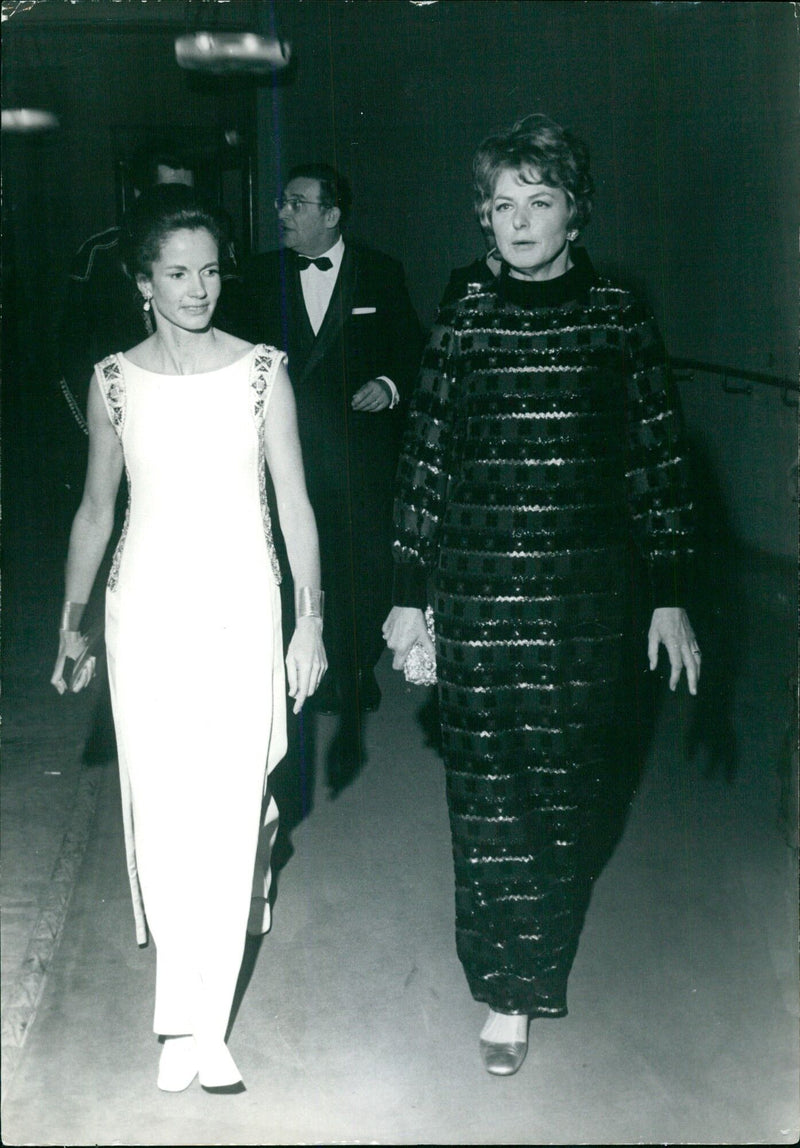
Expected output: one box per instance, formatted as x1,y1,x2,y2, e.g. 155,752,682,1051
119,344,257,378
497,247,597,308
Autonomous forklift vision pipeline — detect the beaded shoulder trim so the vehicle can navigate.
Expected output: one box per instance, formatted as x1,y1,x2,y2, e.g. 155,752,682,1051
249,345,287,585
249,345,285,431
96,354,126,440
94,355,129,592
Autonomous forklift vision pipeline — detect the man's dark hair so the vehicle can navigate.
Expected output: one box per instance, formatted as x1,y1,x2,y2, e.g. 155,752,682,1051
130,142,195,192
287,163,352,223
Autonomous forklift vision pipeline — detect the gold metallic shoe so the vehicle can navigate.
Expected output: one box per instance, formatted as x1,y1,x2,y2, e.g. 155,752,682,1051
479,1037,528,1076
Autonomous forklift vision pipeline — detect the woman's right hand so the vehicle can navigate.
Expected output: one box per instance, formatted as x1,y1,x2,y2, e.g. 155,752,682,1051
286,617,328,715
382,606,433,670
51,631,95,695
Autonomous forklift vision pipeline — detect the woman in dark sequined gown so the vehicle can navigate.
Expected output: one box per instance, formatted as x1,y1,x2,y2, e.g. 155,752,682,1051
383,115,701,1076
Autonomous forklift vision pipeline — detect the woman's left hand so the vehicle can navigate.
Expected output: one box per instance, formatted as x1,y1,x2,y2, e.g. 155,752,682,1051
647,607,701,695
286,617,327,714
51,629,96,695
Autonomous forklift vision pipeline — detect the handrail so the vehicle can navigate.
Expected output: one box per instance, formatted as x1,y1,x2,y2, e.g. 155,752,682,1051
671,356,799,407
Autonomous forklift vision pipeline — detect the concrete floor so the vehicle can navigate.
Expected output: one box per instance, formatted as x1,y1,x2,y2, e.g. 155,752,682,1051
1,543,798,1145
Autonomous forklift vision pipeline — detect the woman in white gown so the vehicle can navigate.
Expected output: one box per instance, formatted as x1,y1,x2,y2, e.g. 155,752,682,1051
52,186,327,1094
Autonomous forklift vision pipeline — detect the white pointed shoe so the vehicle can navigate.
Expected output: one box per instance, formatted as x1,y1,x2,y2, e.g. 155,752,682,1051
197,1039,246,1094
157,1036,198,1092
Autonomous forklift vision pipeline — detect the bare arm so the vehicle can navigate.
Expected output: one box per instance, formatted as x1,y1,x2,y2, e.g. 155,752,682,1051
263,364,327,713
52,373,123,692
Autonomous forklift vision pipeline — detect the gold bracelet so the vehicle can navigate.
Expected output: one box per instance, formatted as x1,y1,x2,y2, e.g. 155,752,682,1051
60,601,87,631
297,587,324,619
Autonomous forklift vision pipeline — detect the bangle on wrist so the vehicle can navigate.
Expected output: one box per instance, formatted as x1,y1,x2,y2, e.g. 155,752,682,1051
297,587,324,620
60,601,87,631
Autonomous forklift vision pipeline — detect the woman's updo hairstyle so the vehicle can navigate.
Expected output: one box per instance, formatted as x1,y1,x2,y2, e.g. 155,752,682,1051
473,113,594,235
121,183,223,280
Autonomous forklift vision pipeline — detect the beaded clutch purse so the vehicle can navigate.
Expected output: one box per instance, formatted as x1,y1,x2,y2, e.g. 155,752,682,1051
403,605,437,686
67,624,104,693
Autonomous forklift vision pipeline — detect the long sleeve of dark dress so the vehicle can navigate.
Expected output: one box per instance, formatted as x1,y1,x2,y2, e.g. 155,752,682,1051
391,256,696,1015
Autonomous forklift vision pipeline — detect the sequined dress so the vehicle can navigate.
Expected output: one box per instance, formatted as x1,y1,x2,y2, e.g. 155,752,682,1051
392,255,695,1016
96,344,288,1044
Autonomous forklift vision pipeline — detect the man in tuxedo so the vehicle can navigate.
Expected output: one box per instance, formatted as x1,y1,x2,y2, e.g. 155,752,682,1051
244,163,423,715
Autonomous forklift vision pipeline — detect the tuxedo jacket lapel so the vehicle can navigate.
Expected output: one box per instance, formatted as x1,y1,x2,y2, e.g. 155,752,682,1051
285,259,315,369
299,247,358,385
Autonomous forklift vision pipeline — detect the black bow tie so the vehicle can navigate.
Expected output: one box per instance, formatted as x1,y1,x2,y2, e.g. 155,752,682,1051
295,254,333,271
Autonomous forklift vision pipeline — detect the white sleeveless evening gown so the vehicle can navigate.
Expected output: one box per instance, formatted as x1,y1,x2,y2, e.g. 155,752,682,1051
96,344,287,1047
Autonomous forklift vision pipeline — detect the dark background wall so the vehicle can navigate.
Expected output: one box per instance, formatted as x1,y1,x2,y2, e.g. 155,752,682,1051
2,1,256,375
2,0,260,545
2,0,798,557
255,0,798,557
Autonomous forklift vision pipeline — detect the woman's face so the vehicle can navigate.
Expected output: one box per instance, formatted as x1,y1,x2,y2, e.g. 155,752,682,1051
139,227,221,332
490,167,574,281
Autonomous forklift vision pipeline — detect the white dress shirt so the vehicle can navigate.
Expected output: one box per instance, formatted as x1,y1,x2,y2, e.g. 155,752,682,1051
298,236,399,407
298,235,345,335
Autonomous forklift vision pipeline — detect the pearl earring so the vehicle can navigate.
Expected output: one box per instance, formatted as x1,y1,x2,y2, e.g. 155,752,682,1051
143,296,151,312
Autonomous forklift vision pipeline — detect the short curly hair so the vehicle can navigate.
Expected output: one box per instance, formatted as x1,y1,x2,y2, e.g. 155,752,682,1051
473,114,594,234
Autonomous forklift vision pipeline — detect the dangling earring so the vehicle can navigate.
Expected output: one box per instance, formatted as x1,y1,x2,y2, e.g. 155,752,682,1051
567,230,579,242
142,296,151,312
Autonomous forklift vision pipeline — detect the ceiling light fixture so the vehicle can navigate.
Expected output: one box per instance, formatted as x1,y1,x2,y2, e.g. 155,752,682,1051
1,107,58,132
174,32,290,76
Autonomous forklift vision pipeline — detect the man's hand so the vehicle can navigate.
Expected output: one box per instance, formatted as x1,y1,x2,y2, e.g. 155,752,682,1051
351,379,391,412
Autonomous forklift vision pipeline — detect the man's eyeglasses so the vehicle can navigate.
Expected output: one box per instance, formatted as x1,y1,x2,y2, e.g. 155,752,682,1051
274,196,326,213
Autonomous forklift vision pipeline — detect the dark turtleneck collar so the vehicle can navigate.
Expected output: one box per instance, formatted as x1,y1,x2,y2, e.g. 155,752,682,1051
496,246,597,308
